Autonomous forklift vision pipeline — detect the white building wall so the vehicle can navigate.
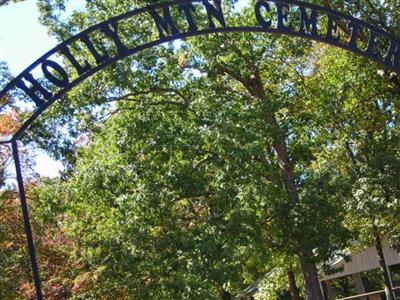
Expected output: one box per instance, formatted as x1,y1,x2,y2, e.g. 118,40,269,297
321,237,400,281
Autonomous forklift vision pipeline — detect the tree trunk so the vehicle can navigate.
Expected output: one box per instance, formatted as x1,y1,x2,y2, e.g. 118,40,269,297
265,116,323,300
216,62,323,300
373,227,395,300
288,270,301,300
325,279,336,300
266,114,299,206
299,251,324,300
267,114,323,300
221,290,232,300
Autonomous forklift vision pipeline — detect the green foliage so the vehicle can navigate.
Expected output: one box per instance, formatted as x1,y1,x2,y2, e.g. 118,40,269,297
6,0,399,298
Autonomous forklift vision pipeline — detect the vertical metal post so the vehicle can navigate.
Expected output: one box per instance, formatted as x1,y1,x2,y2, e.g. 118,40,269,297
11,141,43,300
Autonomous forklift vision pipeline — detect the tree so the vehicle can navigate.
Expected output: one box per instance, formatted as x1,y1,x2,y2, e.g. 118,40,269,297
1,62,77,299
0,0,25,7
295,44,400,299
34,67,283,298
17,0,399,299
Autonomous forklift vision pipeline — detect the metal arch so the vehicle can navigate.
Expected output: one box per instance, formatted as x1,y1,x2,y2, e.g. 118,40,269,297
11,141,43,299
1,1,400,298
0,0,399,142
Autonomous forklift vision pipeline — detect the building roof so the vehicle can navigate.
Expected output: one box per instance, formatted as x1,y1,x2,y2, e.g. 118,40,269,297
321,237,400,281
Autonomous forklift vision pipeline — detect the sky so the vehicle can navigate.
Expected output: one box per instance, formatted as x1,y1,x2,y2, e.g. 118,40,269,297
1,1,56,75
0,0,86,74
0,0,83,178
1,0,248,74
1,0,249,179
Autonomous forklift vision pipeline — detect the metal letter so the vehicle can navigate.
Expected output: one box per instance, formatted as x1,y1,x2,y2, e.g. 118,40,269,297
326,13,341,43
81,34,110,65
41,60,70,88
365,29,381,58
299,7,318,36
255,1,272,29
348,21,362,51
149,6,180,38
385,39,400,71
100,22,129,55
276,3,291,31
179,3,198,32
15,73,52,108
202,0,226,28
60,45,92,75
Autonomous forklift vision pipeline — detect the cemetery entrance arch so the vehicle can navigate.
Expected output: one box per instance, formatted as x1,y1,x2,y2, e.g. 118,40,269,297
1,1,399,298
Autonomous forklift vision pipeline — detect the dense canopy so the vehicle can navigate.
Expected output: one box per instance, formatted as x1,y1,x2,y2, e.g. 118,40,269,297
1,0,400,299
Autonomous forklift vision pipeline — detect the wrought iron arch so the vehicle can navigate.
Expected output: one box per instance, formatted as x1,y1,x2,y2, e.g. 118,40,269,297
1,0,399,298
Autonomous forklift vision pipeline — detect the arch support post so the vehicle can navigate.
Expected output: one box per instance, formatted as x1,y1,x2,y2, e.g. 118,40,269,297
11,141,43,300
